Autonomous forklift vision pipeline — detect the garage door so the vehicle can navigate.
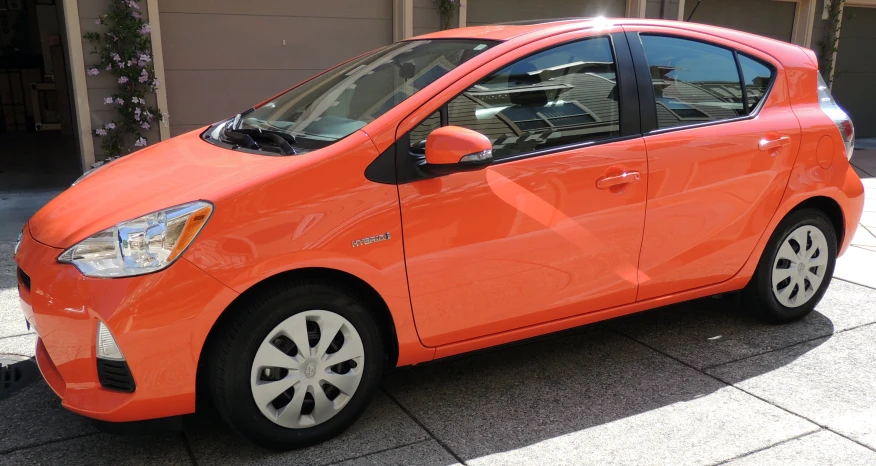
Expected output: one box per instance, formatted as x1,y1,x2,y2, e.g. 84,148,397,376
832,6,876,138
684,0,796,42
158,0,393,136
467,0,626,26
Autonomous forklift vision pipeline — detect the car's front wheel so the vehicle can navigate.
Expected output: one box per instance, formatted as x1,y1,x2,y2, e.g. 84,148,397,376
743,208,837,323
208,281,383,450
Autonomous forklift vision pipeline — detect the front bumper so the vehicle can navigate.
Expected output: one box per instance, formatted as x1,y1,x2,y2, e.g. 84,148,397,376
15,225,238,422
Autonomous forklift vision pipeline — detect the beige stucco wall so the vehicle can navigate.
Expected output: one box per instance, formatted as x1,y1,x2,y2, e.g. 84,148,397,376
466,0,626,25
77,0,161,159
157,0,393,137
683,0,797,41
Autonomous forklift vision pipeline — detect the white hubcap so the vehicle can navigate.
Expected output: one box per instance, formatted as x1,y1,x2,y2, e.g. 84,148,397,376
772,225,829,308
250,310,365,429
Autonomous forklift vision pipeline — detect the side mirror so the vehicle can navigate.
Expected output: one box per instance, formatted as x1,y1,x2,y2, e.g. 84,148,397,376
424,126,493,175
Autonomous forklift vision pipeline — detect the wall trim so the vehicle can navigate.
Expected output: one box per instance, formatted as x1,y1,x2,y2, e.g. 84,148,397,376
777,0,817,46
62,0,94,170
393,0,414,41
146,0,170,141
626,0,648,18
458,0,467,27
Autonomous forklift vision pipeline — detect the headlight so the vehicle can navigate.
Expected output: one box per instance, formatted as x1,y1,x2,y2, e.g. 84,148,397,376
58,201,213,277
13,229,23,257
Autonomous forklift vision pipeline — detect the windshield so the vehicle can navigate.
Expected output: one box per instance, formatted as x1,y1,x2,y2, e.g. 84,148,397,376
225,39,497,153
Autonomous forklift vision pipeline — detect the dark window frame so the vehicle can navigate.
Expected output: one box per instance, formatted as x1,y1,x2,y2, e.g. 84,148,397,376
627,32,777,135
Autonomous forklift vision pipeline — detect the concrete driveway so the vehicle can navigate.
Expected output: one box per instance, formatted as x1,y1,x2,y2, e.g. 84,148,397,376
1,152,875,465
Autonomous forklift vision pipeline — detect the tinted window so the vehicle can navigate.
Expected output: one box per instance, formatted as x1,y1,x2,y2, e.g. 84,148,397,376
738,53,774,111
409,37,620,161
236,40,495,152
640,35,745,129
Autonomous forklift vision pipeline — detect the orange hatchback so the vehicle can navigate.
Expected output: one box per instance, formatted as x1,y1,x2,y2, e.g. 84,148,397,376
15,18,864,449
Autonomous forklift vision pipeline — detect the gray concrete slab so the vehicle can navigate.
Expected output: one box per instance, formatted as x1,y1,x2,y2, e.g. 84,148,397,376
0,256,33,341
0,190,61,241
383,327,817,466
725,430,876,465
708,324,876,450
605,280,876,369
334,440,461,466
0,333,36,357
0,433,191,466
0,382,96,454
185,392,431,465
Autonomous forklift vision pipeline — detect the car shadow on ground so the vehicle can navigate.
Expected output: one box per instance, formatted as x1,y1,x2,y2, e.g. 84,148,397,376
179,293,836,464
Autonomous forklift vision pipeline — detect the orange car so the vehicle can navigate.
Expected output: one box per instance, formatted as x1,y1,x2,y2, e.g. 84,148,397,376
14,18,863,449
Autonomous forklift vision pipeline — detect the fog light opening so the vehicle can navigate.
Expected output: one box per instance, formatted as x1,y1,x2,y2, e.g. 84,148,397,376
96,321,125,361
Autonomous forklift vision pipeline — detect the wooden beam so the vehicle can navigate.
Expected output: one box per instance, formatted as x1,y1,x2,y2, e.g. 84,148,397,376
146,0,170,141
61,0,95,170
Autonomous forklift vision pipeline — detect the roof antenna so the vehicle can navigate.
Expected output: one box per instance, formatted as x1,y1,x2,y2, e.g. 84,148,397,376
686,0,703,21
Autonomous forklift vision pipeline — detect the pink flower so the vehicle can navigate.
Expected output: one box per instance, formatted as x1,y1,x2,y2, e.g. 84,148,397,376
134,108,142,120
104,97,113,105
105,64,112,71
134,137,148,147
87,68,99,76
115,97,124,105
95,128,107,136
138,74,149,83
141,122,150,130
118,76,129,84
112,53,121,62
132,11,142,19
139,54,151,63
127,0,141,10
131,97,140,104
140,24,151,35
106,122,116,130
152,79,160,89
144,110,153,121
95,19,102,25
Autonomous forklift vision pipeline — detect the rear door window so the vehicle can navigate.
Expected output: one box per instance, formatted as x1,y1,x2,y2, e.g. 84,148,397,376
639,35,772,130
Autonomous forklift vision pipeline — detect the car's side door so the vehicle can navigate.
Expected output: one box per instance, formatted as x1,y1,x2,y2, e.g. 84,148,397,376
396,32,648,347
624,29,802,301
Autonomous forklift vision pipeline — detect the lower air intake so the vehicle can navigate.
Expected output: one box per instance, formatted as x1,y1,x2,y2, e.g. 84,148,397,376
97,359,136,392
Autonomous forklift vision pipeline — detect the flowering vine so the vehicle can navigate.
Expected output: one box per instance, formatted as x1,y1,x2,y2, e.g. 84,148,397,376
84,0,163,162
433,0,460,30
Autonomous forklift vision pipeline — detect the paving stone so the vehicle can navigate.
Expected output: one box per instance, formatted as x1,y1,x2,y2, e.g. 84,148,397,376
0,433,191,465
0,381,96,454
605,280,876,369
0,333,36,357
835,246,876,289
708,325,876,450
334,440,461,466
383,328,817,466
186,392,429,465
725,430,876,465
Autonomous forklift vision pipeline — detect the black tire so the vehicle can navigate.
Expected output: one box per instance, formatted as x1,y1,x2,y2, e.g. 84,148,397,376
743,208,837,323
208,280,384,450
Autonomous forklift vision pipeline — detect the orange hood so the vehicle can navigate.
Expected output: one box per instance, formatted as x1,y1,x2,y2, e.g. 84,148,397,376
28,129,291,248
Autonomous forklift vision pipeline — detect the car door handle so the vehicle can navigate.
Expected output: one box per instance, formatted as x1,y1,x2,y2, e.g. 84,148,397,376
758,136,791,152
596,171,641,189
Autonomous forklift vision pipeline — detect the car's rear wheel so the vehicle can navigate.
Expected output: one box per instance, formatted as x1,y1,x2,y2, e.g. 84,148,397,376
208,281,383,450
743,208,837,323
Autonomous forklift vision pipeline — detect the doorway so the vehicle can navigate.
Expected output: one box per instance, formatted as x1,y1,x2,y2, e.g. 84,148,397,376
0,0,79,190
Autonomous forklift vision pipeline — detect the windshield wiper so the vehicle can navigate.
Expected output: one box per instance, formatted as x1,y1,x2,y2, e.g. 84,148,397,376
223,123,297,155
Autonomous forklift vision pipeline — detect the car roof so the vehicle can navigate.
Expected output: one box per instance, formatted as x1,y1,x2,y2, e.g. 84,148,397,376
411,18,806,63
